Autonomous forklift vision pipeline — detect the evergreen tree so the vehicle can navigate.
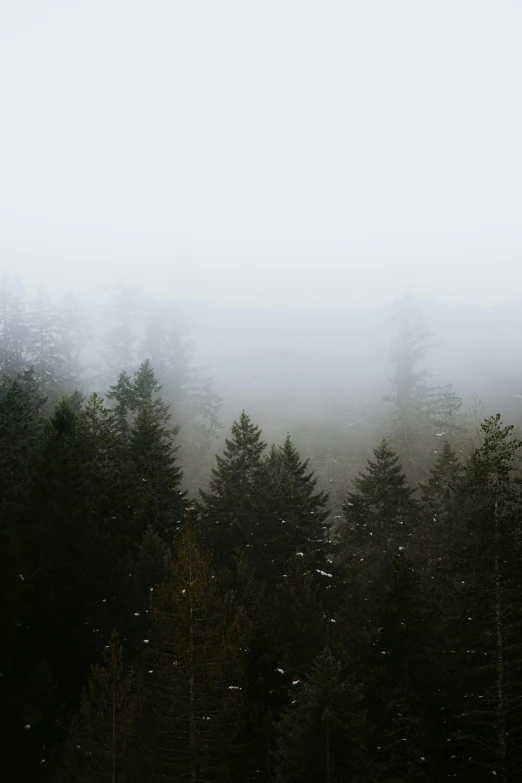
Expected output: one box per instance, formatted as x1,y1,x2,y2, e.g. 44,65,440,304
128,359,186,541
20,394,137,703
197,411,266,569
340,439,418,619
416,441,465,586
452,415,522,781
61,635,140,783
0,368,46,526
106,371,134,439
366,552,443,781
143,518,248,782
274,647,363,783
258,435,331,582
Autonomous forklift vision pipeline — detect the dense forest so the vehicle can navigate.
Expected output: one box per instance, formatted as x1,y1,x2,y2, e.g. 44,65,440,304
2,275,522,782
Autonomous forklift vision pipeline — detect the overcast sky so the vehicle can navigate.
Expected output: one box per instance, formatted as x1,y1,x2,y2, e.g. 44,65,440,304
1,1,521,307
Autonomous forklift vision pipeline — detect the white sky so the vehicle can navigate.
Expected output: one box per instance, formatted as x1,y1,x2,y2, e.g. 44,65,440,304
1,0,521,306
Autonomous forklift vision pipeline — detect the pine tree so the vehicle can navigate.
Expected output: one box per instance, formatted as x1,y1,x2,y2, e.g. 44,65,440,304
0,368,46,526
258,435,331,583
452,415,522,781
197,411,266,569
106,371,134,439
274,647,363,783
339,439,418,628
366,551,442,781
416,441,464,571
20,394,137,702
128,360,186,541
143,518,248,782
61,635,140,783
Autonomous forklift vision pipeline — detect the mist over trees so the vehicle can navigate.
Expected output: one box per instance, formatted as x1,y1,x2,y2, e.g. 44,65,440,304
2,273,522,781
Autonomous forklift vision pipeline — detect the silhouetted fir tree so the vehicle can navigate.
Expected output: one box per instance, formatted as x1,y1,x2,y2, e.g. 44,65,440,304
61,634,141,783
20,394,136,704
0,529,26,780
138,299,223,472
450,416,522,781
340,439,418,621
274,647,363,783
366,551,443,781
128,359,186,541
197,411,267,569
139,299,193,410
0,368,46,525
417,440,464,565
142,518,248,782
106,370,134,439
258,436,332,584
0,274,30,375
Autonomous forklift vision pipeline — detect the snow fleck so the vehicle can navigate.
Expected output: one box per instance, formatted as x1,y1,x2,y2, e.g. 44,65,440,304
134,612,140,616
276,668,284,674
296,552,304,557
292,680,300,685
19,574,24,581
25,724,30,730
316,570,333,577
228,686,242,690
143,639,150,644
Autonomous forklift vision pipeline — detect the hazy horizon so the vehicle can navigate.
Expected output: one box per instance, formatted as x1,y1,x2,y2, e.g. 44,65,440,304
2,0,522,308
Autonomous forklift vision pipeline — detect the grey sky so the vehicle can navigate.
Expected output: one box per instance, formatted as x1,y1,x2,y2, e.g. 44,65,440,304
1,0,521,306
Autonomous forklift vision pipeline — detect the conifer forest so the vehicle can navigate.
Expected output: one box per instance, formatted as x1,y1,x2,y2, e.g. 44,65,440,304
1,277,522,782
2,3,522,781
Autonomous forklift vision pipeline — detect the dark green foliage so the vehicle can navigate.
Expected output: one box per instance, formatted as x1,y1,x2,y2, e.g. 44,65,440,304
61,635,140,783
0,368,46,524
142,518,248,782
106,370,134,438
340,439,418,621
259,435,331,581
128,359,186,540
197,411,267,568
366,552,443,781
451,415,522,780
274,647,363,783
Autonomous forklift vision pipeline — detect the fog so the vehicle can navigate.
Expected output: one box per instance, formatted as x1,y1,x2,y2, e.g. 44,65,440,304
1,0,522,434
